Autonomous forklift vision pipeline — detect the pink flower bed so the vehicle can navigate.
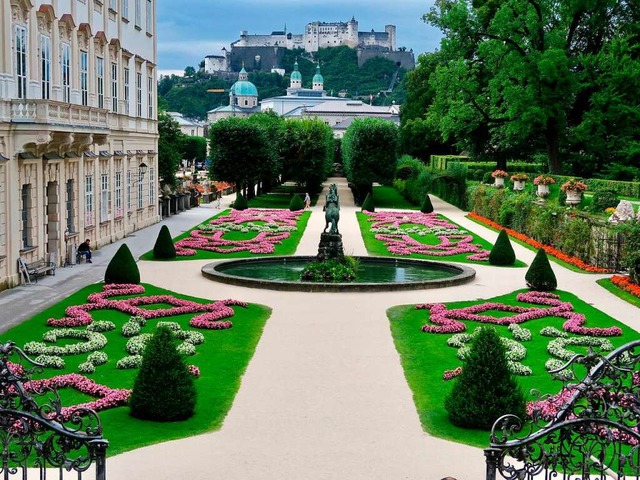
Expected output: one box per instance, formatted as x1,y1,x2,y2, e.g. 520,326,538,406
443,366,462,381
24,373,131,420
47,283,248,330
175,208,303,256
417,291,622,337
364,211,490,261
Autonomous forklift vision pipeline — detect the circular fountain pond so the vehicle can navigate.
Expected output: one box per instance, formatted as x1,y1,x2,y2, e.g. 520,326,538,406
201,256,475,292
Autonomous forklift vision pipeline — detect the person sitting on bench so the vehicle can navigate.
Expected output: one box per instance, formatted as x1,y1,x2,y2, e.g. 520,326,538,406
77,239,92,263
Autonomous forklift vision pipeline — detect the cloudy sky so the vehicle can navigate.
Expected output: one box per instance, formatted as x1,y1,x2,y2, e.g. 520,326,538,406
157,0,441,75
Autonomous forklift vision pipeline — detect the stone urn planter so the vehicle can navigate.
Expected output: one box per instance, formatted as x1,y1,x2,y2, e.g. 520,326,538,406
494,177,505,188
513,180,525,191
536,184,550,198
565,190,582,206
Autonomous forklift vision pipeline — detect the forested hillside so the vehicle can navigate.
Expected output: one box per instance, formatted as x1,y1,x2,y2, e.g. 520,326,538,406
158,46,408,120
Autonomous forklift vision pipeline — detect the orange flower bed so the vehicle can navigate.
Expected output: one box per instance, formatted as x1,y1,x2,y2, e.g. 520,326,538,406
468,212,612,273
611,275,640,298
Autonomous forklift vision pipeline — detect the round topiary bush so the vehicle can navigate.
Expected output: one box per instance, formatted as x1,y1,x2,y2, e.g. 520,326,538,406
233,193,248,210
473,168,485,181
444,327,526,429
129,326,197,421
361,193,375,212
488,229,516,266
525,248,557,291
482,171,493,184
104,244,140,285
289,194,304,211
421,194,434,214
152,225,176,259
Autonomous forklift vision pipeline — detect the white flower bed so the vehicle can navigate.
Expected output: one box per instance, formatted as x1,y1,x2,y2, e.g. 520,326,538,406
451,327,529,375
547,336,614,361
508,324,532,342
35,355,65,369
87,321,116,332
540,326,568,338
25,330,107,356
116,355,143,369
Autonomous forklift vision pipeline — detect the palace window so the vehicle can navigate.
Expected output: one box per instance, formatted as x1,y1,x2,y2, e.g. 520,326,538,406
148,75,153,118
148,167,155,204
136,72,142,117
137,168,144,208
62,43,71,103
80,50,88,106
97,57,104,109
115,171,122,217
40,35,51,99
111,62,118,112
124,67,130,114
66,180,75,234
109,0,117,11
122,0,128,18
126,170,131,210
15,25,27,99
135,0,141,27
146,0,152,34
85,175,94,225
100,174,109,223
21,184,31,248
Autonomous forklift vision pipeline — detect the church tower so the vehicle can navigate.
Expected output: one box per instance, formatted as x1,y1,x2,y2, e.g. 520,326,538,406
312,64,324,91
290,59,302,89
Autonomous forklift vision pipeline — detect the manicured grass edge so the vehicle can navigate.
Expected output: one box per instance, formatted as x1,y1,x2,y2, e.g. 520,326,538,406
597,278,640,308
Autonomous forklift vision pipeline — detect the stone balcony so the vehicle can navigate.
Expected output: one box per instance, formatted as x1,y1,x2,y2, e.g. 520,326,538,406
10,99,110,130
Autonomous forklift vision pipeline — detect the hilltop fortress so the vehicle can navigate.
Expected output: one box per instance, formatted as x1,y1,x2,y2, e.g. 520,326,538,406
205,18,414,74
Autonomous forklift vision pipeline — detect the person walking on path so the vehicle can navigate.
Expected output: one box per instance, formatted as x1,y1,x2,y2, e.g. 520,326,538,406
77,239,92,263
216,190,222,209
304,192,311,210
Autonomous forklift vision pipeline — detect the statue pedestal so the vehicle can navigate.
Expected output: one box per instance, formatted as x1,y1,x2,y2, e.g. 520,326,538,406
317,233,345,262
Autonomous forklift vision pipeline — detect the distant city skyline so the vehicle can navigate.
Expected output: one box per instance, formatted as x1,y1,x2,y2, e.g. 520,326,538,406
157,0,440,76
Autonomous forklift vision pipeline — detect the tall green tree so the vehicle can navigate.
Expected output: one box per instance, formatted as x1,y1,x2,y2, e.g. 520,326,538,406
181,136,207,164
209,117,275,199
158,112,183,187
342,118,398,203
281,118,334,194
247,111,286,194
423,0,640,174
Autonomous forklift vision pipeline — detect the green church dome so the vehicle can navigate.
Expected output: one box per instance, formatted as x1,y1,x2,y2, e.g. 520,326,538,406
291,61,302,81
231,80,258,97
312,65,323,84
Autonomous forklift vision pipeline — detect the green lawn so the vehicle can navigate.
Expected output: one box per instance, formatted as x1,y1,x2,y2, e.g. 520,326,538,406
597,278,640,308
248,188,318,209
371,185,419,210
0,283,271,456
140,209,311,261
357,211,525,266
388,289,638,448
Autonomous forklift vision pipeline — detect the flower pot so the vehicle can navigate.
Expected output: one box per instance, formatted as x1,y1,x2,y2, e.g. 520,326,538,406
536,184,550,198
494,177,505,187
565,190,582,206
513,180,525,191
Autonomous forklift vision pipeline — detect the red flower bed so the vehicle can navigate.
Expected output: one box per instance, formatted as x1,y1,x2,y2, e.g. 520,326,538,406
467,212,611,273
612,275,640,298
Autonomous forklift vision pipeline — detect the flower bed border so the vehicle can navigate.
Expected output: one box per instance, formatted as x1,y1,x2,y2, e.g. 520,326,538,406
468,212,611,273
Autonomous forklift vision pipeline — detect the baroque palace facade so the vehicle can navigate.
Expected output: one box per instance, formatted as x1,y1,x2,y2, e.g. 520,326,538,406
0,0,159,290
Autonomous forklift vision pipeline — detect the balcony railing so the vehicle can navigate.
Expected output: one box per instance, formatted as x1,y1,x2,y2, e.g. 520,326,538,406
10,99,110,130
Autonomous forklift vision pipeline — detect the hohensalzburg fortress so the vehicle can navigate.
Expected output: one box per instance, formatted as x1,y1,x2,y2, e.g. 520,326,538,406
232,18,396,53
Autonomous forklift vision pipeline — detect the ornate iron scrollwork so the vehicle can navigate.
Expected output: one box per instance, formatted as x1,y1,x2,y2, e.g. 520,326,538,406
486,340,640,480
0,341,108,479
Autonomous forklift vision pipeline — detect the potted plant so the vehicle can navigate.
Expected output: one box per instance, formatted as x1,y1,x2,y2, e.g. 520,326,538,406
533,174,555,198
510,173,529,191
560,179,588,206
492,170,509,188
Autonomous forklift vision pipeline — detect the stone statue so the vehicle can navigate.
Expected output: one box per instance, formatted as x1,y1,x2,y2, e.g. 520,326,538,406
323,184,340,234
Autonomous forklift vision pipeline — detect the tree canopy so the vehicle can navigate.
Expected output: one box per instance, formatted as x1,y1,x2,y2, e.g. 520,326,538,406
402,0,640,176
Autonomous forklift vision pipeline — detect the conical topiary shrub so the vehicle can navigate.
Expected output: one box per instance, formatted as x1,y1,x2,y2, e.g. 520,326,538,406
129,326,196,421
525,248,557,291
444,327,526,429
488,229,516,266
152,225,176,259
104,244,140,285
361,193,375,212
289,194,304,211
421,194,434,213
233,193,247,210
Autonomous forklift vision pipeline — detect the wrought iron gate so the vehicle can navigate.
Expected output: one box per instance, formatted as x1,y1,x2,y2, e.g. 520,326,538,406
486,340,640,480
0,341,108,479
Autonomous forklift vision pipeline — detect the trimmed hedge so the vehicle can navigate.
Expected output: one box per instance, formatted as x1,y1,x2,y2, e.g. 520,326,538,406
430,155,469,170
153,225,176,259
421,194,434,213
289,194,304,211
488,229,516,266
525,248,557,291
586,178,640,198
105,244,140,285
233,193,248,210
361,193,375,212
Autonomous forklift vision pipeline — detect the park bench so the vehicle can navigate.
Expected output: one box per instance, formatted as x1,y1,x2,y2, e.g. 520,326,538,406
18,255,56,284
